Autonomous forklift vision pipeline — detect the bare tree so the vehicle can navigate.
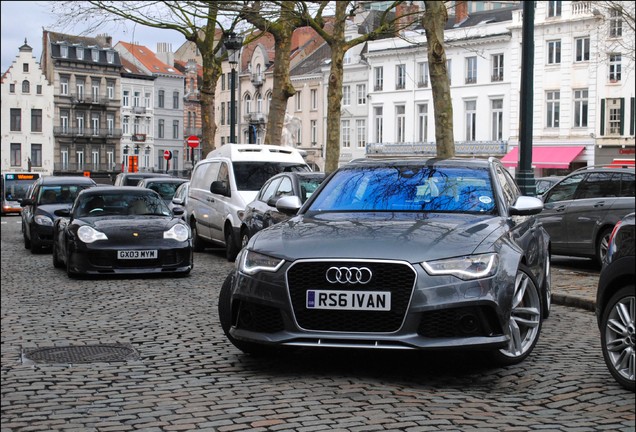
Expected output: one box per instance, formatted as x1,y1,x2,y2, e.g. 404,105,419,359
594,1,635,63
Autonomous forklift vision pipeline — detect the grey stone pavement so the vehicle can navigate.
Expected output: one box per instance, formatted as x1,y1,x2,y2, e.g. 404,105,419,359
549,256,599,313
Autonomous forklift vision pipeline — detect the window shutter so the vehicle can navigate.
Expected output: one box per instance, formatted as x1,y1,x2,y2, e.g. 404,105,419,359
600,99,605,136
631,98,635,136
619,98,625,135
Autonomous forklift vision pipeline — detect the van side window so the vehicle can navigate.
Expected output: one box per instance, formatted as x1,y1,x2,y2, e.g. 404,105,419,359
218,162,230,185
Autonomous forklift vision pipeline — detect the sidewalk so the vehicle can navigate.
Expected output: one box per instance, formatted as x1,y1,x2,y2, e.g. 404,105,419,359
551,266,597,312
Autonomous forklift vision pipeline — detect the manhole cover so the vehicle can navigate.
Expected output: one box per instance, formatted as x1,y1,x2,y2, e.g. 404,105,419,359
22,343,140,364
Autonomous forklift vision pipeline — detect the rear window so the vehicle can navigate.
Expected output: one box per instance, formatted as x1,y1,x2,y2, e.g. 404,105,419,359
233,162,310,191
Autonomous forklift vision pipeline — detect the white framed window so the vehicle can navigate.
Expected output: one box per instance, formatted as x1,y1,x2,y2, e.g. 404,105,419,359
547,40,561,64
547,1,562,17
395,105,405,143
107,150,115,170
417,62,429,87
122,117,129,135
107,114,114,135
357,84,366,105
245,94,252,114
396,64,406,90
609,8,622,38
491,54,504,81
91,49,99,62
341,120,351,148
123,90,130,107
76,113,85,135
417,103,428,142
76,80,85,99
76,150,85,170
491,99,503,141
342,86,350,106
607,98,622,135
295,91,301,111
61,148,69,170
91,114,99,135
76,47,84,60
609,54,622,81
546,91,560,128
465,57,477,84
311,120,317,144
311,89,317,110
60,113,69,133
465,100,477,141
145,92,151,107
92,150,99,170
374,106,383,143
356,119,366,148
60,77,69,95
107,82,114,99
574,37,590,62
374,67,383,91
133,91,141,107
92,83,99,101
61,45,68,58
106,51,114,64
573,89,588,128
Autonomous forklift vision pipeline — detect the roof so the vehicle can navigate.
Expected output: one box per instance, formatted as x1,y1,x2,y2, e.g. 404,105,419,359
39,176,97,185
446,5,521,30
117,41,183,77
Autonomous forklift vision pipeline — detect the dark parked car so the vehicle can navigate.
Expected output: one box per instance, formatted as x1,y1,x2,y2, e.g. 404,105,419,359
136,177,189,204
219,157,551,366
535,176,564,196
52,187,192,278
20,176,97,253
239,172,326,248
596,212,635,391
537,165,635,266
113,172,172,186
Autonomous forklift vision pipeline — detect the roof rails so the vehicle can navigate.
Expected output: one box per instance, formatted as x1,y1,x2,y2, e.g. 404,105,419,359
571,163,635,173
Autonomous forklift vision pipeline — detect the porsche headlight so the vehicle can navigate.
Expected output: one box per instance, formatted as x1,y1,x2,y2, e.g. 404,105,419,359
240,250,284,275
164,223,190,242
34,215,53,226
422,253,498,280
77,225,108,243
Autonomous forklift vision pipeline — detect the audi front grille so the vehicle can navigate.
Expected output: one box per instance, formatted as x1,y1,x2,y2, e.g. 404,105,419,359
287,260,416,332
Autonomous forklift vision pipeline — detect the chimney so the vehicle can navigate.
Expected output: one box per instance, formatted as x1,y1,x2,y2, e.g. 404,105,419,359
156,42,174,67
96,33,112,48
455,1,468,25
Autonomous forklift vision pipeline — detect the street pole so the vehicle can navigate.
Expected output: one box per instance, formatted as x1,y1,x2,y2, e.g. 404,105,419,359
224,32,243,145
230,66,236,144
516,1,536,195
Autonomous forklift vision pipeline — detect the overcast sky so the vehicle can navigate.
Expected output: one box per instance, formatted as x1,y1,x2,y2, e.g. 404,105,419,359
1,0,187,73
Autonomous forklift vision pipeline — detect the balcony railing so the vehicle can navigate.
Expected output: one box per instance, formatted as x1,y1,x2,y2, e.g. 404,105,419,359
491,74,504,82
417,80,429,88
247,112,266,123
251,73,264,86
374,84,383,91
53,127,122,138
465,77,477,84
395,83,406,90
185,127,202,137
132,106,147,114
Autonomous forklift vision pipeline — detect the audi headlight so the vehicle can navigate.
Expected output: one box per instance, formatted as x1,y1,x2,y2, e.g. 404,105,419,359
34,215,53,226
422,253,498,280
77,225,108,243
164,223,190,242
240,250,284,275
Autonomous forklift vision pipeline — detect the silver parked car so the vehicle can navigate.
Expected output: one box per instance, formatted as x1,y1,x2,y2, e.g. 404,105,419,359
538,165,635,266
219,157,551,366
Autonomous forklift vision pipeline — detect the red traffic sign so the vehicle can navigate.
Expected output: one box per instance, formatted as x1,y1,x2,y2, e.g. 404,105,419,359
163,150,172,160
187,135,200,148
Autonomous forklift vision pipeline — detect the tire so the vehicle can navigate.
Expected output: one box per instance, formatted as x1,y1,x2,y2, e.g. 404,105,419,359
23,228,31,249
595,227,613,268
190,219,205,252
225,227,239,262
30,235,42,254
240,227,250,250
490,263,543,366
66,251,77,279
52,242,64,269
541,254,552,319
218,271,269,355
599,285,635,392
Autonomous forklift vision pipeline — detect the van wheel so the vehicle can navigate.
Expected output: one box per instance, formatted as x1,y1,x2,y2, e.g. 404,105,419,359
225,229,239,262
240,228,250,249
191,220,205,252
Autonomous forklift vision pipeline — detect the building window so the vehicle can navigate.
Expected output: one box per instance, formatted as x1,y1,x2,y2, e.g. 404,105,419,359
60,112,69,133
573,89,588,128
91,150,99,170
122,116,129,135
341,120,351,148
10,109,21,131
60,77,69,95
92,49,99,62
396,105,406,143
107,82,114,99
547,1,562,17
374,66,383,91
342,86,350,106
256,93,263,112
396,64,406,90
158,119,164,138
546,91,560,128
61,148,69,170
465,57,477,84
76,79,85,100
107,114,114,135
547,40,561,64
173,91,179,109
465,100,477,141
158,90,165,108
311,120,317,144
92,114,100,135
122,90,130,107
491,54,504,81
295,91,302,111
31,109,42,132
145,92,151,107
447,59,452,85
417,103,428,142
9,84,15,93
491,99,503,141
133,117,140,134
76,113,85,135
609,54,622,81
417,62,429,87
609,8,622,38
22,80,30,93
356,84,366,105
77,150,85,170
77,47,84,60
245,94,252,114
574,37,590,62
356,119,366,148
92,83,100,102
133,91,140,107
221,74,225,91
173,120,179,139
61,45,68,58
31,144,42,167
374,106,383,143
36,85,42,94
310,89,317,110
23,63,29,72
10,143,21,166
107,51,114,64
220,102,225,125
606,99,623,135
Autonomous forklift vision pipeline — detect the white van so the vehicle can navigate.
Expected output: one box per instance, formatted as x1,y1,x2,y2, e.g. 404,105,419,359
187,144,310,261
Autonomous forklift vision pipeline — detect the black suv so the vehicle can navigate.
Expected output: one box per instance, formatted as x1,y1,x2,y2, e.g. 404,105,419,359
596,212,635,391
538,165,635,266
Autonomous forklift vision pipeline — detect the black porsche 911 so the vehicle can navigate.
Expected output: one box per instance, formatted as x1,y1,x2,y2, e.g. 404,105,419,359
52,187,193,278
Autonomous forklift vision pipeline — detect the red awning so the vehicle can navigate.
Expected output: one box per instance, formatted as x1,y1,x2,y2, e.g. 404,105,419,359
608,159,635,168
500,146,585,169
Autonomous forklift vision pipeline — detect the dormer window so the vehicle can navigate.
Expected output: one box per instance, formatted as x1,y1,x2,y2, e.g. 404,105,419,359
77,47,84,60
92,49,99,62
106,51,114,64
61,45,68,58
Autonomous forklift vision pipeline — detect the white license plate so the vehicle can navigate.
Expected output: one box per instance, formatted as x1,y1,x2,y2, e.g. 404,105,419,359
117,250,157,259
306,290,391,311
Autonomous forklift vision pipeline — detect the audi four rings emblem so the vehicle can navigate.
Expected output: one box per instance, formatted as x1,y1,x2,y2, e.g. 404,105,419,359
325,266,373,284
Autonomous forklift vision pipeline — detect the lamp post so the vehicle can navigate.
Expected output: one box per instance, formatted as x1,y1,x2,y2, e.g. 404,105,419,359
224,32,243,144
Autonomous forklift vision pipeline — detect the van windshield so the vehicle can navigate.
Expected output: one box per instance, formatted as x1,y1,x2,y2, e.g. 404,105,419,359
233,162,310,191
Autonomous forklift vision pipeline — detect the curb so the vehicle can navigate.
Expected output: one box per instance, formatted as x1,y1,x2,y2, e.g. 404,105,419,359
553,294,596,312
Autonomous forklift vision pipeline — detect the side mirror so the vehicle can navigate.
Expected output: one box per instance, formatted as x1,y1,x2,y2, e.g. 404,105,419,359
211,180,229,196
509,196,544,216
276,195,302,215
54,208,71,217
20,198,34,207
172,207,185,216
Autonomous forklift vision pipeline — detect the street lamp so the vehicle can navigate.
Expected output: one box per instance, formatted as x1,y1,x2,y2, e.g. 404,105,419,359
224,32,243,144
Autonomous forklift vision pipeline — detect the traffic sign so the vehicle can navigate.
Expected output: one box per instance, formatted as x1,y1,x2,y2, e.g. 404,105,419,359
163,150,172,160
187,135,200,148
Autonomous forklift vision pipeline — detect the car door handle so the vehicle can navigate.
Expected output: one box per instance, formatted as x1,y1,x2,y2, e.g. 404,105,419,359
555,205,567,212
593,202,605,208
